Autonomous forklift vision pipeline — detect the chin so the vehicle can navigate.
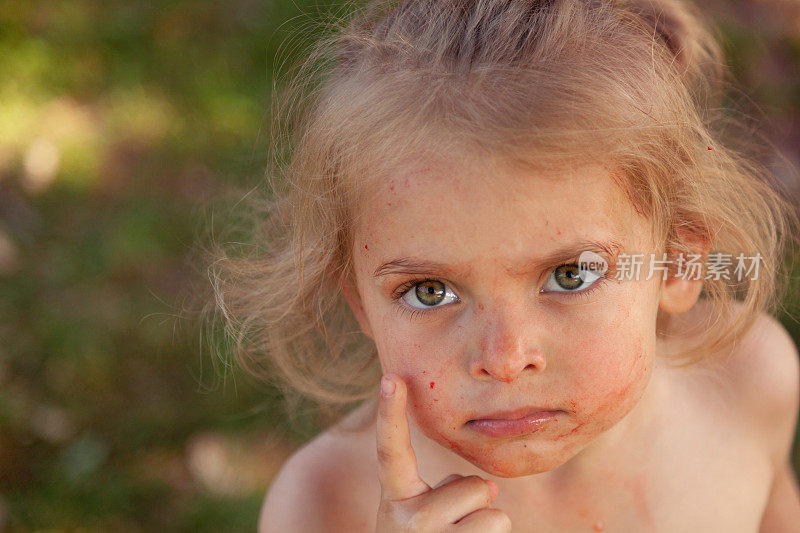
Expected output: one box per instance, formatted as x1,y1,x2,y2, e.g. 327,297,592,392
434,432,581,478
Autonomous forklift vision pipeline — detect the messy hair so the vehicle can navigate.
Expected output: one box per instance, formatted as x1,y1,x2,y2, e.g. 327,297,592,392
203,0,799,427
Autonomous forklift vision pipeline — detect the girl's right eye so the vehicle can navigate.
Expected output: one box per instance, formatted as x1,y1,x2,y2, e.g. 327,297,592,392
394,278,460,311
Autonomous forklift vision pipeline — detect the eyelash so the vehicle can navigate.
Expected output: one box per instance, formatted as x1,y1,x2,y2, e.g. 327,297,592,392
391,264,608,319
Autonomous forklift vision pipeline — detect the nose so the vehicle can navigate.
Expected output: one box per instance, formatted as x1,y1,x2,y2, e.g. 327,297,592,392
470,302,547,383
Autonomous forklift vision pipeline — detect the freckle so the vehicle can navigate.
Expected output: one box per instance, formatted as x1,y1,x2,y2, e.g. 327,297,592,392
430,381,435,389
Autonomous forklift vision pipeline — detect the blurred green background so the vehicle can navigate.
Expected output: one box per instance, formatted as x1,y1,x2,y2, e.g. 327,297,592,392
0,0,799,531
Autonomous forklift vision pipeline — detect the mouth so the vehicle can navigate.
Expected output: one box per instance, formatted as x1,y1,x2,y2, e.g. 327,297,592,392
465,408,563,439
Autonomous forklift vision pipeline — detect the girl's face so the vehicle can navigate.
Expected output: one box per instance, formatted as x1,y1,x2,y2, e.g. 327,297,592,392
348,159,663,477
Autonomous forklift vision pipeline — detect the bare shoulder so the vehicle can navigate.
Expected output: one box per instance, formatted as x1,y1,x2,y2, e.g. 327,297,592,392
258,400,381,533
706,301,800,462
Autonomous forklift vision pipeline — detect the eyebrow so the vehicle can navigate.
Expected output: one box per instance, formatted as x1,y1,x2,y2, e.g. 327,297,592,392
372,239,623,278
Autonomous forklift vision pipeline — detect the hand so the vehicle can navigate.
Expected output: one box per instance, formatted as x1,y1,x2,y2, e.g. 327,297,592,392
375,373,512,532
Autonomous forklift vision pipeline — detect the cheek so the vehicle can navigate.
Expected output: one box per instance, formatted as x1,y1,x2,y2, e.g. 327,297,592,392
374,319,463,426
564,314,653,435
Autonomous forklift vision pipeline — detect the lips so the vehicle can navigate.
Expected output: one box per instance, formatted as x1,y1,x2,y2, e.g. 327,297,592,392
465,408,563,438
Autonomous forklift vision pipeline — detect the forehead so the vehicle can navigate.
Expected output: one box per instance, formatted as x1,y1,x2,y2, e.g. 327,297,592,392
351,158,652,275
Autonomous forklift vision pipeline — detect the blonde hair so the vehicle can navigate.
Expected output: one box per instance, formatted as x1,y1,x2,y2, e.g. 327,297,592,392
202,0,799,427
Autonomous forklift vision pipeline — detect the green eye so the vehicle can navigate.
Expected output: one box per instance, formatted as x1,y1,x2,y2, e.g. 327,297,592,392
414,280,446,306
398,279,460,312
553,264,584,290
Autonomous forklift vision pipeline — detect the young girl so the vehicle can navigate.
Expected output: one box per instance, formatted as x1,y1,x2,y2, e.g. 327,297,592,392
207,0,800,530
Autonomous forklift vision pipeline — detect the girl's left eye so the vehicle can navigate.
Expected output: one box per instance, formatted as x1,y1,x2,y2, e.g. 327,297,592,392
542,263,604,293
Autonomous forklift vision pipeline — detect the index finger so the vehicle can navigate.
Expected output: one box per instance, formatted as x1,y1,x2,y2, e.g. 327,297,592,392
376,373,430,500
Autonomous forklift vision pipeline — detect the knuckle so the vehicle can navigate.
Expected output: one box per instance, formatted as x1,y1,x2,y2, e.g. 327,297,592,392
376,444,394,465
378,400,396,422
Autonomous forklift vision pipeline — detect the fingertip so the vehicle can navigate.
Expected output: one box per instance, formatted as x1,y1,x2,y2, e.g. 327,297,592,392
380,375,396,398
486,480,498,500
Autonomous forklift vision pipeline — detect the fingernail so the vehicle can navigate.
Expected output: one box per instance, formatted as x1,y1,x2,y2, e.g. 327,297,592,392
486,480,498,500
381,376,395,397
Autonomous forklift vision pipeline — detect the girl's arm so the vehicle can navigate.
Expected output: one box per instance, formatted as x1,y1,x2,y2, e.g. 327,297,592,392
759,461,800,532
747,313,800,531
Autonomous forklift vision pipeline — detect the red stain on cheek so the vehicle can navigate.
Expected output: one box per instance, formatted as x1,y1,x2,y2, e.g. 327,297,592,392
556,229,562,235
429,381,435,389
364,244,369,251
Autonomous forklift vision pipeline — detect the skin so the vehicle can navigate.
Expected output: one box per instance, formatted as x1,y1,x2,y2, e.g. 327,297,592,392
260,157,800,531
346,159,665,478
